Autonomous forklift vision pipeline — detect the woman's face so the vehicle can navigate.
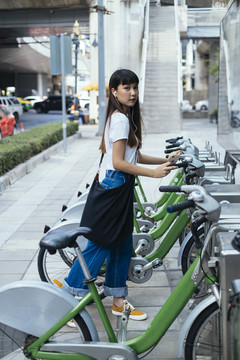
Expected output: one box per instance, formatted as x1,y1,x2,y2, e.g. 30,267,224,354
113,83,139,111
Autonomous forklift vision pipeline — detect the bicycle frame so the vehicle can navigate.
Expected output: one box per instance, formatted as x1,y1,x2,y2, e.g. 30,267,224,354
146,206,190,262
26,254,210,359
134,169,184,221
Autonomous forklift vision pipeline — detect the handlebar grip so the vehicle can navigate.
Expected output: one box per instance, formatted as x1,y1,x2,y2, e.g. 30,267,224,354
165,143,179,149
167,200,195,213
165,136,183,143
164,148,181,154
159,186,181,193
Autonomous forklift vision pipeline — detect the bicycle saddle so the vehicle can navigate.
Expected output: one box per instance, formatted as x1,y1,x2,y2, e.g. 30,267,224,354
39,226,91,253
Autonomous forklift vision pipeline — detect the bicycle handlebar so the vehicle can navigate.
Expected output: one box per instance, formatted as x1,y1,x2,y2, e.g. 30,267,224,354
167,200,195,213
164,148,181,154
176,161,189,168
165,136,183,143
165,143,180,149
159,186,181,193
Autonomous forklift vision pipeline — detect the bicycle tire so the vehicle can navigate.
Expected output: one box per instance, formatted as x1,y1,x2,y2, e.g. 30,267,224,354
37,248,75,284
184,301,222,360
37,248,106,301
0,313,93,359
181,227,205,275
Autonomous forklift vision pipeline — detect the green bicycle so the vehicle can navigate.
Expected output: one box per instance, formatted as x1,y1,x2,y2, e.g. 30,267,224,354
0,184,230,359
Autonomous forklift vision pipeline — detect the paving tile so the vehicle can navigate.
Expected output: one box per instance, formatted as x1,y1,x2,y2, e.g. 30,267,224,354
0,260,30,274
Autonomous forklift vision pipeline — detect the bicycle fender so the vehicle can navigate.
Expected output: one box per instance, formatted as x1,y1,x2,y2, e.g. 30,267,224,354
177,230,193,266
177,295,216,357
0,280,99,340
58,200,86,222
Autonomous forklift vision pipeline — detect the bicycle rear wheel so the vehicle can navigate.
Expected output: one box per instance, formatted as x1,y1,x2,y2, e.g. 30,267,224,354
184,301,222,360
0,313,93,359
37,248,75,284
37,248,106,301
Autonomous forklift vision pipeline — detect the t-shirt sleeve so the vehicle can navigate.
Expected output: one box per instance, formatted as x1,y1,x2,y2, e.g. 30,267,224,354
109,113,129,143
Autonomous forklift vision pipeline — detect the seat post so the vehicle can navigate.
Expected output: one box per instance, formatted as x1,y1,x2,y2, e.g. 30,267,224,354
75,247,93,281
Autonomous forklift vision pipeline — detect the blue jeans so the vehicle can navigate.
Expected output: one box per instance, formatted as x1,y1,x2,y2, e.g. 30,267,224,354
62,170,133,298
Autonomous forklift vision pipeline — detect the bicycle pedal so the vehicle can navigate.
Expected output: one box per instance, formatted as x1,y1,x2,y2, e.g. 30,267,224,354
152,258,163,269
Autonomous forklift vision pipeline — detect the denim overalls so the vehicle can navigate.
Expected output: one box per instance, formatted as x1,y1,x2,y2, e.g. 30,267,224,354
63,170,133,298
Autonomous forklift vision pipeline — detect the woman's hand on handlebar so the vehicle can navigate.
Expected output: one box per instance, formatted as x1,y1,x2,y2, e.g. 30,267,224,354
168,150,182,164
153,161,178,178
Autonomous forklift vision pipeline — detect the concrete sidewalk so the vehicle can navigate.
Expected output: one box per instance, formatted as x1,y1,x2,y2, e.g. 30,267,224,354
0,118,237,359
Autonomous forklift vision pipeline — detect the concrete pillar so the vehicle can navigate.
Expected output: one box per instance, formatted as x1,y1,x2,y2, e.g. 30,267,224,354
208,39,219,116
37,73,49,97
88,0,145,124
195,41,209,91
186,39,193,91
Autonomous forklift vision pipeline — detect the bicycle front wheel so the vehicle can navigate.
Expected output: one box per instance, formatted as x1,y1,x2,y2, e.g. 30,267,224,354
184,301,222,360
0,313,93,359
181,227,205,275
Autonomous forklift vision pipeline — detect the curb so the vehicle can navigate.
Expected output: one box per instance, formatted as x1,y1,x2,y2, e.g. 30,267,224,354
0,132,82,194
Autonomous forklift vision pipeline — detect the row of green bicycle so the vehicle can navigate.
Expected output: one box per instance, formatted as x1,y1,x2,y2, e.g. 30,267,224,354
32,135,240,360
37,136,239,286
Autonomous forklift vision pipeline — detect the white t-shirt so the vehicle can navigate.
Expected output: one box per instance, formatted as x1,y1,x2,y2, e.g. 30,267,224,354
104,112,137,170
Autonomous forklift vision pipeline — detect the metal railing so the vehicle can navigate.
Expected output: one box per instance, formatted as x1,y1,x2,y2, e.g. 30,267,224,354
139,0,150,105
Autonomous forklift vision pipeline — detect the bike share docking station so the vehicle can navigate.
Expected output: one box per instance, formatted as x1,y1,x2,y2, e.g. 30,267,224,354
229,278,240,360
216,231,240,360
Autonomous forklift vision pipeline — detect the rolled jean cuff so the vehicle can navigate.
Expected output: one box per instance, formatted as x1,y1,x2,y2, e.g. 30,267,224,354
62,280,89,297
104,285,128,297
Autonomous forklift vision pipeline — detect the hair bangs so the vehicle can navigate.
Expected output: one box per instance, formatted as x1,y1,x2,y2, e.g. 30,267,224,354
109,69,139,89
120,70,139,86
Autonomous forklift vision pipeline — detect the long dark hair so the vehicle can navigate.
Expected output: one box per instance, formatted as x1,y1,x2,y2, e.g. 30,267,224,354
99,69,142,153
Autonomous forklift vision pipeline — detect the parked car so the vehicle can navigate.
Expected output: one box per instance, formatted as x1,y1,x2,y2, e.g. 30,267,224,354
180,100,193,112
17,97,32,112
33,95,74,113
195,100,209,111
0,105,16,139
0,96,23,122
23,96,44,106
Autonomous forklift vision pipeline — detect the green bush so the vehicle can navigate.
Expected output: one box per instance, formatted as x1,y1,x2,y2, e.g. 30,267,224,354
0,122,79,176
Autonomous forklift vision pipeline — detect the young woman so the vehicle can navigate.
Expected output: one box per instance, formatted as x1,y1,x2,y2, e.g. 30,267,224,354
63,69,181,321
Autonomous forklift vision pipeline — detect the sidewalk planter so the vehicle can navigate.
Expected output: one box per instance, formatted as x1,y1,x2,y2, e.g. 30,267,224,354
0,122,79,176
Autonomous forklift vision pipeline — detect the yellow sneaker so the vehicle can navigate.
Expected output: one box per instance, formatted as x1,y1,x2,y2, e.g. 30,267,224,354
112,301,147,321
53,279,63,288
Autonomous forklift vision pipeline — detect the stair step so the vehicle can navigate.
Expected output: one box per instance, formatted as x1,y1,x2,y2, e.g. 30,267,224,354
143,5,181,133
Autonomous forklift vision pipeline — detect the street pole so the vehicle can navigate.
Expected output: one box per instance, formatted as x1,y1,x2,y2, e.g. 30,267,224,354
72,21,80,120
74,40,79,115
97,0,106,135
60,33,67,154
